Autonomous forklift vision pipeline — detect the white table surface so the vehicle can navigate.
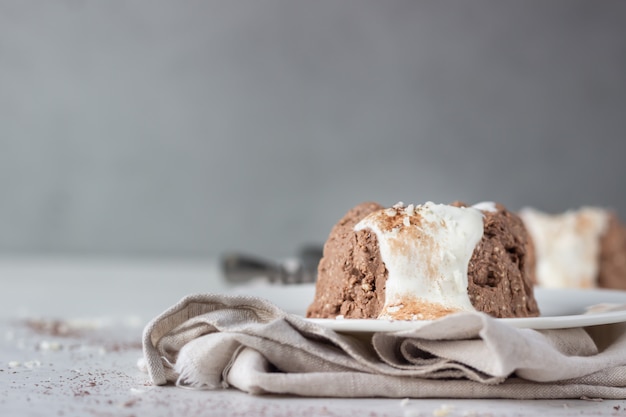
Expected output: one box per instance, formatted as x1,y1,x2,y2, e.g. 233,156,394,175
1,257,624,417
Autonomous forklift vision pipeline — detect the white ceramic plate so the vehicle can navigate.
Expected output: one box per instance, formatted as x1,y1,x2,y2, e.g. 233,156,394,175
305,288,626,332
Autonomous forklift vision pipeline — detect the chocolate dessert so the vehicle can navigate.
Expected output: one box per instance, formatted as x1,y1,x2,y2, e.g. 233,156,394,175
307,201,540,320
520,207,626,290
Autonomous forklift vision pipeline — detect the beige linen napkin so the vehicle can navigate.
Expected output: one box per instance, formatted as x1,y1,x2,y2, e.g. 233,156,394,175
142,293,626,399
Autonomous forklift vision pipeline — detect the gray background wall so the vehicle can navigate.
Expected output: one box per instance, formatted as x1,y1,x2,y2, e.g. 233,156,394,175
1,0,625,259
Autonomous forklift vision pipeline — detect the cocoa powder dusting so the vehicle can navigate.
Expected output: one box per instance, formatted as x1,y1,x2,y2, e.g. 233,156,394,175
369,208,422,233
383,297,462,321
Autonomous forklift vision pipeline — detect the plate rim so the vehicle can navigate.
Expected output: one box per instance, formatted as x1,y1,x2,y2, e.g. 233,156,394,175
303,287,626,332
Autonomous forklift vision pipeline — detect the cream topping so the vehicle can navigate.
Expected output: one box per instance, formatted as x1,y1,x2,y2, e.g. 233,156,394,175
354,202,486,320
472,201,497,213
519,207,609,288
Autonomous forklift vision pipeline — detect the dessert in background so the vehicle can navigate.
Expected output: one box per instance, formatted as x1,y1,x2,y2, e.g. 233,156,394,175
520,207,626,290
306,201,539,320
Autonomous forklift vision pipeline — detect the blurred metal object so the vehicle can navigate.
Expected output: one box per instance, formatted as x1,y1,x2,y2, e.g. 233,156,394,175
221,245,323,284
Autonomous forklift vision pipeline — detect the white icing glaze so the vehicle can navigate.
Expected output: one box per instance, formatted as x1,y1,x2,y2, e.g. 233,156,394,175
519,207,609,289
354,202,485,320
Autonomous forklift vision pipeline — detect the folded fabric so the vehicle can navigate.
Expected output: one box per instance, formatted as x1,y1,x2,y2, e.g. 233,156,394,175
142,293,626,399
